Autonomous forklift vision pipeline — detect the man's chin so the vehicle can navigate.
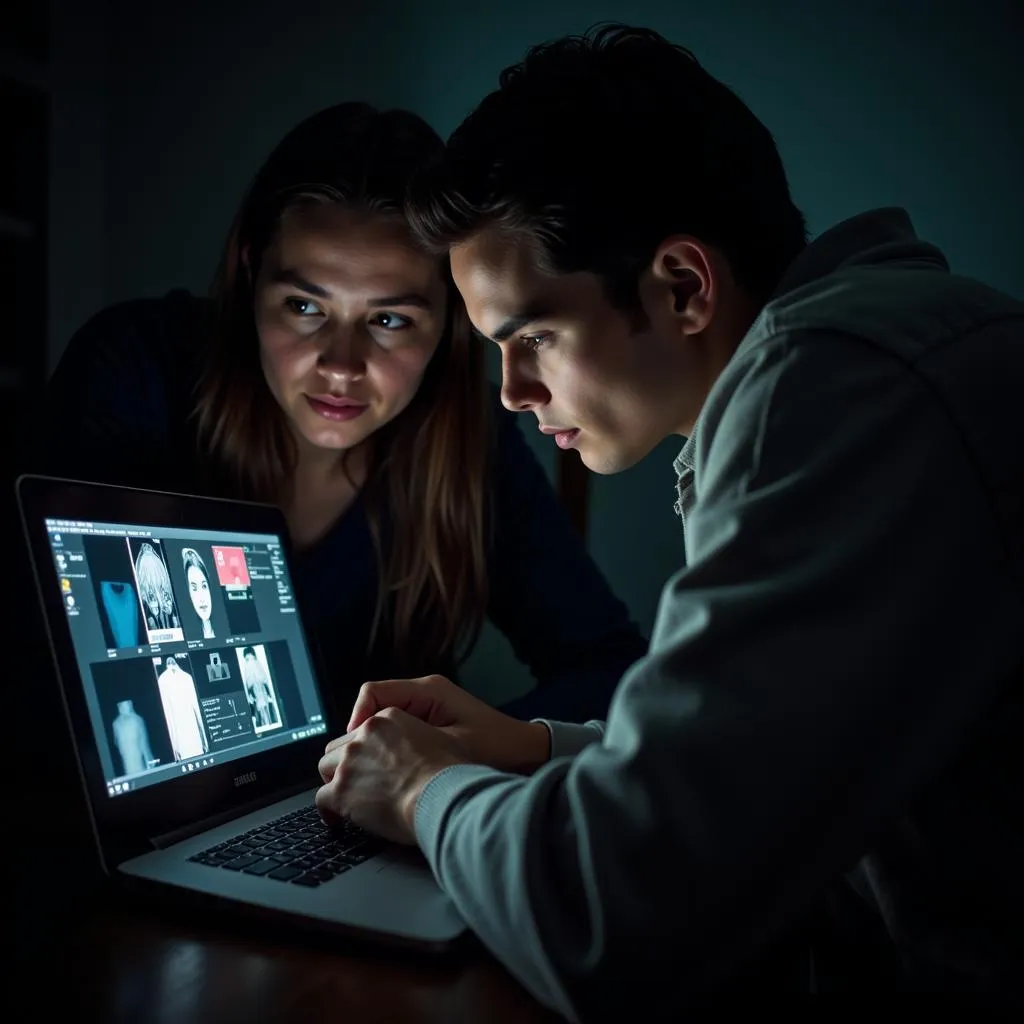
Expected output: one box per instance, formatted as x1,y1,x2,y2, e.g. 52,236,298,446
580,439,649,475
579,448,620,476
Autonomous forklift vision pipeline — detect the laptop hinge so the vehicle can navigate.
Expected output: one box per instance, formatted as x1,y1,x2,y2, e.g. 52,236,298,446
149,781,314,850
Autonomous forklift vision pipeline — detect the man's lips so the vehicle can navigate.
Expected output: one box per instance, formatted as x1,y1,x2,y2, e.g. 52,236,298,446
539,425,581,450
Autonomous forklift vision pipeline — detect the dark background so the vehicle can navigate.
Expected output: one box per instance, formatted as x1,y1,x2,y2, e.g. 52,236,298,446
3,0,1021,934
3,0,1021,708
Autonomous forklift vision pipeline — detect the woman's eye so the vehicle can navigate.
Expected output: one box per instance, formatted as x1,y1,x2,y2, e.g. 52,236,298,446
284,297,324,317
369,311,413,331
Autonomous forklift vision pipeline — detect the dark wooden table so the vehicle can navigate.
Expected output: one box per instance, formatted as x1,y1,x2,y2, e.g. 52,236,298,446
10,784,559,1024
18,872,561,1022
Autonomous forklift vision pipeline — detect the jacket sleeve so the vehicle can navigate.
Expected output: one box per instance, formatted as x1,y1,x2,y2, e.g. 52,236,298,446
484,400,648,723
414,332,1022,1021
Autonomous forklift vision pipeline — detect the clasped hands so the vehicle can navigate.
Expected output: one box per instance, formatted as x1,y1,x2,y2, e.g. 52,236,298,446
315,675,550,844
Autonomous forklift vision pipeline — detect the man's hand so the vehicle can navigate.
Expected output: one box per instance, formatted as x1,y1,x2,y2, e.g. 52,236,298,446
347,674,551,774
316,676,552,844
315,707,466,844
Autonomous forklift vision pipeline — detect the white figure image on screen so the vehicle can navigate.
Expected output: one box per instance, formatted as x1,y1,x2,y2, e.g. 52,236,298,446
155,655,209,760
135,542,179,631
239,645,281,734
181,547,215,639
111,699,156,776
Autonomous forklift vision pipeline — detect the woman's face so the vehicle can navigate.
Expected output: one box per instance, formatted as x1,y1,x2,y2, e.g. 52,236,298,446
186,564,211,621
253,204,448,458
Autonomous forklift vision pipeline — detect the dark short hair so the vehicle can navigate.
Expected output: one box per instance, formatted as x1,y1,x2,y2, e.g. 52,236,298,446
408,23,808,308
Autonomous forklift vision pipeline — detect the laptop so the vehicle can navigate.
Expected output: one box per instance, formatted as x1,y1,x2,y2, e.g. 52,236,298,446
16,473,466,950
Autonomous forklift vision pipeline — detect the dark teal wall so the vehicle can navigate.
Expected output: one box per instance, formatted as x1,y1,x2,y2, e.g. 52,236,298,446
74,0,1022,703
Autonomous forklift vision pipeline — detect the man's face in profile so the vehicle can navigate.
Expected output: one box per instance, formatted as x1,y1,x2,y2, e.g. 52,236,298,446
450,228,693,474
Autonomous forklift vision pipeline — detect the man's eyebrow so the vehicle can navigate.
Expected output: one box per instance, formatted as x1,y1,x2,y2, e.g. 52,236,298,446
270,269,330,299
485,305,556,343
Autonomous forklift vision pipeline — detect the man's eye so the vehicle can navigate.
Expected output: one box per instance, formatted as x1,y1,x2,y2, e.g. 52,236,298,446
521,333,551,352
284,297,324,317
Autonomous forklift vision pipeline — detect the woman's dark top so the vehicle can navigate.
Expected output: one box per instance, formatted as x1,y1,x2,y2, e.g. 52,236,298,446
34,291,648,723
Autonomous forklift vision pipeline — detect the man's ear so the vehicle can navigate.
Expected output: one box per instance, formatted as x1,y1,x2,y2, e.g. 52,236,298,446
649,237,715,335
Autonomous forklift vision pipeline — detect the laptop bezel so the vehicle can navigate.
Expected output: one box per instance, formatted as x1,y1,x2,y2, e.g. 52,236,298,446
17,473,341,869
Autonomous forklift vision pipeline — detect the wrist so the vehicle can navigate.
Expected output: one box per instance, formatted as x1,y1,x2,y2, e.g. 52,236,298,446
403,758,460,837
509,720,551,774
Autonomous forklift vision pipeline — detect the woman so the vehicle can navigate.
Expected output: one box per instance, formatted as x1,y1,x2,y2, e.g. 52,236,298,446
34,102,646,721
181,547,215,639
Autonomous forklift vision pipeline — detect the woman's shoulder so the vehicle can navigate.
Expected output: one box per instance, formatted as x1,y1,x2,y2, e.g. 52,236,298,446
58,289,211,373
38,291,213,484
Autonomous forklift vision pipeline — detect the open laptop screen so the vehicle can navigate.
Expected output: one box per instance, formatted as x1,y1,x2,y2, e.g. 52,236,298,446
42,515,328,799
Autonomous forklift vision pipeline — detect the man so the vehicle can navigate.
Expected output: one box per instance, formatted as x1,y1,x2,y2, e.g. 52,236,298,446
314,24,1023,1019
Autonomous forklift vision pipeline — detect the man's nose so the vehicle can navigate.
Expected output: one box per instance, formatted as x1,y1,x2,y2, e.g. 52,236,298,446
500,351,548,412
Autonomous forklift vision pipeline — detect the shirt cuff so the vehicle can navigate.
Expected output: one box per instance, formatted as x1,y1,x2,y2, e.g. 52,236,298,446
412,720,603,856
531,718,604,760
414,763,507,853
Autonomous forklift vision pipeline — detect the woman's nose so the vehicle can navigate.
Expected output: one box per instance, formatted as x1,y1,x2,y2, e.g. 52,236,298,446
317,324,367,382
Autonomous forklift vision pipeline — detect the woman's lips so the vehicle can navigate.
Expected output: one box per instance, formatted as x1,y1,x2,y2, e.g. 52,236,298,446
305,395,368,421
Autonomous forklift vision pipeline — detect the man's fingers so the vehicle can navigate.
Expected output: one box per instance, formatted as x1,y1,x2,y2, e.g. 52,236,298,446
347,677,449,731
324,733,351,754
318,748,340,783
315,783,342,822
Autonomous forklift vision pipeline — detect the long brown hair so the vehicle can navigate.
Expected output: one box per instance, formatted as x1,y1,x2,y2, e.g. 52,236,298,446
194,103,491,671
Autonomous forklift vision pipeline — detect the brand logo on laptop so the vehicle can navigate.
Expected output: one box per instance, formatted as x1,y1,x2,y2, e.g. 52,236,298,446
234,771,258,788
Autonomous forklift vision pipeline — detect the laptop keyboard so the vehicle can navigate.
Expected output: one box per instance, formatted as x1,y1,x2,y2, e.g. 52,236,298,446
188,805,383,888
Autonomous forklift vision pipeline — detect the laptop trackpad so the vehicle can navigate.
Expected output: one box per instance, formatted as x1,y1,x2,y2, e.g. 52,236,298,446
371,843,434,876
